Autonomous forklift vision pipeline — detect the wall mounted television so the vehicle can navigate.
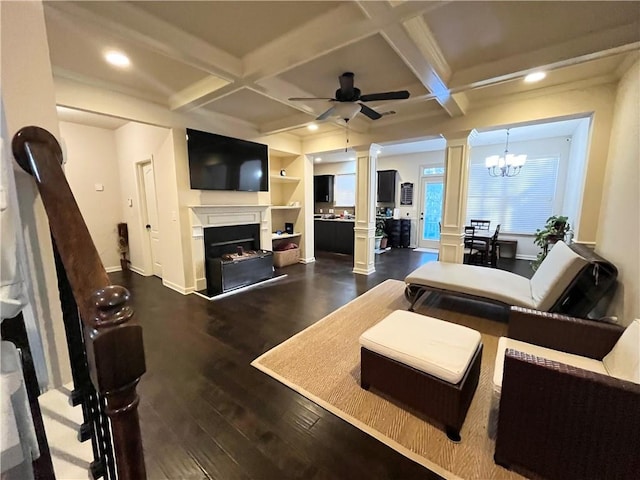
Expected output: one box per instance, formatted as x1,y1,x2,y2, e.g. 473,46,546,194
186,128,269,192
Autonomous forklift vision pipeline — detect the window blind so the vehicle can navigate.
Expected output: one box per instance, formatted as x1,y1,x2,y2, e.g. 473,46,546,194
466,156,560,234
334,174,356,207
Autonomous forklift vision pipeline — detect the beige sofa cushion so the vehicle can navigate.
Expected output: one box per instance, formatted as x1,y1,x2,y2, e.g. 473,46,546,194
603,319,640,384
530,241,588,310
493,337,608,394
405,262,535,308
359,310,481,384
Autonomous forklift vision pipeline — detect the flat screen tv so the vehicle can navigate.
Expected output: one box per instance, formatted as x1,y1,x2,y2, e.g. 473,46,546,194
186,128,269,192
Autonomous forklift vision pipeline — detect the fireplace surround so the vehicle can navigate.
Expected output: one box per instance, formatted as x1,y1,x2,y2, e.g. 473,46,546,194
203,223,273,295
189,204,271,292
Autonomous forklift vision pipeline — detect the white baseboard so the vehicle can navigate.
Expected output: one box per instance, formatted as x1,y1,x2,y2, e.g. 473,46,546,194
162,279,193,295
130,266,147,276
105,266,122,273
300,257,316,264
353,266,375,275
515,254,536,261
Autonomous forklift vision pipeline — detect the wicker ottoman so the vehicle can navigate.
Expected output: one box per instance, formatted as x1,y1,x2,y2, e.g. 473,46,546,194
359,310,482,441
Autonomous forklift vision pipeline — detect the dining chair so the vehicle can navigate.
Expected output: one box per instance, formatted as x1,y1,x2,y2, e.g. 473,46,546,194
489,224,501,267
463,226,484,264
470,219,491,231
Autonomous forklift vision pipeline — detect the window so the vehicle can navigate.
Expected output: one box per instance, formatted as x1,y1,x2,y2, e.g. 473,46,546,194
422,167,445,176
334,174,356,206
466,156,560,234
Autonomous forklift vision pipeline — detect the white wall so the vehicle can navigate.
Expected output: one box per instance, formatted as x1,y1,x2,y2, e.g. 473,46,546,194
60,121,123,271
153,129,192,293
1,0,71,388
114,122,172,275
596,59,639,326
378,151,444,247
562,118,591,240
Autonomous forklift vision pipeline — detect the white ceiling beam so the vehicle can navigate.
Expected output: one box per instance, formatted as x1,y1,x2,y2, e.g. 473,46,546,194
46,2,242,80
357,1,467,117
243,1,441,81
169,76,232,111
52,67,167,105
172,84,245,113
450,24,640,90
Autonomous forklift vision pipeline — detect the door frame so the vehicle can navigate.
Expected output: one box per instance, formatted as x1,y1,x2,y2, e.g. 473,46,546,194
417,165,445,250
135,158,161,277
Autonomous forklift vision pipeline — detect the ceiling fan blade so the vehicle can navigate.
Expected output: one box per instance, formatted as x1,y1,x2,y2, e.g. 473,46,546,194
338,72,355,97
289,97,335,101
316,106,336,121
359,103,382,120
360,90,410,102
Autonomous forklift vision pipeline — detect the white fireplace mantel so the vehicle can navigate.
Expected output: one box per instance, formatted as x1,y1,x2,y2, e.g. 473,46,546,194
188,204,270,237
188,204,271,291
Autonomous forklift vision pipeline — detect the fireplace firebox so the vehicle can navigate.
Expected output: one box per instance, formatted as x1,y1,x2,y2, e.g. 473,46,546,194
204,224,273,296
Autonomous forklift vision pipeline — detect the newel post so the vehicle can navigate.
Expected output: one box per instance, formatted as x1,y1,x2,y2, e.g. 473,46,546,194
89,285,146,480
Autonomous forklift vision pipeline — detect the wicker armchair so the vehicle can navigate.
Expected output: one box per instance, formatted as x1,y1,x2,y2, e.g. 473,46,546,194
494,307,640,480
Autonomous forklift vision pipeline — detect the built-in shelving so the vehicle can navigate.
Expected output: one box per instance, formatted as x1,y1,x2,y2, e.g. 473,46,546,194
271,232,301,240
270,175,301,184
269,157,305,264
271,205,302,210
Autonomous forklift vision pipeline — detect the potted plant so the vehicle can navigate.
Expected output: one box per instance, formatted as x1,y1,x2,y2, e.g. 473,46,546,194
531,215,571,271
375,218,387,250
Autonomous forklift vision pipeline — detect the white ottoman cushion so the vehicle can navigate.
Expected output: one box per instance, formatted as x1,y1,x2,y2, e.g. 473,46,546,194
359,310,481,384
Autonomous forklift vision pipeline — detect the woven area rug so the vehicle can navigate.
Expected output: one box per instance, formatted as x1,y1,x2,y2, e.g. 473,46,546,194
251,279,525,480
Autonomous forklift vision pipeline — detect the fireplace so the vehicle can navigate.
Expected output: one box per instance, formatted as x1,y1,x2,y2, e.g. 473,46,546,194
204,224,273,296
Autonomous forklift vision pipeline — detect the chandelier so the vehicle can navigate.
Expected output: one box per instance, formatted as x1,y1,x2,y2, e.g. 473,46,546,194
485,129,526,177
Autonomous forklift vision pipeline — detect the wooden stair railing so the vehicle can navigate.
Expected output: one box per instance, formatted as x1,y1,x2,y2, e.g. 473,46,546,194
12,126,146,480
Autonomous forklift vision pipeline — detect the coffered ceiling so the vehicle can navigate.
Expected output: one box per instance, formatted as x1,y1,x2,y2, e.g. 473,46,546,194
44,1,640,139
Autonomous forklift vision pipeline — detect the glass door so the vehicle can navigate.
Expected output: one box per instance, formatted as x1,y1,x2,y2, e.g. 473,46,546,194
418,176,444,249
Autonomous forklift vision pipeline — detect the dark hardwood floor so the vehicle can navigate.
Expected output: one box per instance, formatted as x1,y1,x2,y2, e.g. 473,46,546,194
109,250,531,480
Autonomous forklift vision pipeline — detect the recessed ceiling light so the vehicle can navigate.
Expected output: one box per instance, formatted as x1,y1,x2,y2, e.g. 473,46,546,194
307,124,319,131
105,50,130,68
524,71,546,83
349,157,355,161
315,157,322,162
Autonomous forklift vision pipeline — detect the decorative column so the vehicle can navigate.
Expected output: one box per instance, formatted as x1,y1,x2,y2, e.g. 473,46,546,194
440,130,475,263
353,144,379,275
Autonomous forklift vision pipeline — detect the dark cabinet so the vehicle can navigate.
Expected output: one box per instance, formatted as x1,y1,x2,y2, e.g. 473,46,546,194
377,170,397,203
314,220,354,254
314,175,334,203
384,218,411,248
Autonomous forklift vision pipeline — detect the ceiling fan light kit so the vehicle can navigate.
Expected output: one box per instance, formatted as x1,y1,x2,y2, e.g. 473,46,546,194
289,72,410,122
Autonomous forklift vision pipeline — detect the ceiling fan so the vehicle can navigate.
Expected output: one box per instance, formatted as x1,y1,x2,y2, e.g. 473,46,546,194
289,72,410,122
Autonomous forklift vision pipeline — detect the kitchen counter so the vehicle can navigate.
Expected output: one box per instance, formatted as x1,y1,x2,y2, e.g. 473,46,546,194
314,217,355,222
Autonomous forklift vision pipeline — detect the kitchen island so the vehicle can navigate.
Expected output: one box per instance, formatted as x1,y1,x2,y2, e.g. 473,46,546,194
314,218,355,255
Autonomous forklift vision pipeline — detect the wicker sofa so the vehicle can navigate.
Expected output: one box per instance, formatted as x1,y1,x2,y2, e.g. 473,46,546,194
493,307,640,480
405,241,618,318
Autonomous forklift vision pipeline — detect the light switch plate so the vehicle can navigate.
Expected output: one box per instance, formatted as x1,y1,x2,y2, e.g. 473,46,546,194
94,183,104,191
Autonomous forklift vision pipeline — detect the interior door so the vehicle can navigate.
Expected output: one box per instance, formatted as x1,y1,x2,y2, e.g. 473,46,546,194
418,176,444,249
142,163,162,277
